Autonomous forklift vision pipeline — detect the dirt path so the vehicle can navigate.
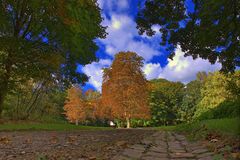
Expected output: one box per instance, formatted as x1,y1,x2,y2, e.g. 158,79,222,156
113,131,214,160
0,130,214,160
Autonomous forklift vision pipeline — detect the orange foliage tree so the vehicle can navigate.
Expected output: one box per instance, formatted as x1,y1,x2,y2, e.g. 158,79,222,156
102,52,150,128
63,86,86,125
84,89,102,120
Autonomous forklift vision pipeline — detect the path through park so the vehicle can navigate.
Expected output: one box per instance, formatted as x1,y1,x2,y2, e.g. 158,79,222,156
0,130,215,160
113,131,214,160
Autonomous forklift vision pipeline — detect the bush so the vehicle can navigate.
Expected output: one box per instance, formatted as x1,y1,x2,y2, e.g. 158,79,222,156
198,100,240,120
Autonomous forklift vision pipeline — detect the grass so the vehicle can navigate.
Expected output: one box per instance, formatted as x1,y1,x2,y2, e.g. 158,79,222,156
175,118,240,136
0,122,112,131
154,118,240,141
0,118,239,133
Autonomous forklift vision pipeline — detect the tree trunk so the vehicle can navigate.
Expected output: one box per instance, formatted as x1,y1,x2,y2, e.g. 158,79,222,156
0,54,13,119
75,119,79,126
126,117,130,128
0,93,4,119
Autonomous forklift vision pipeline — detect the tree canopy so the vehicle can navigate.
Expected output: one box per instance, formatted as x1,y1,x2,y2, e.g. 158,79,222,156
64,86,85,125
0,0,106,116
149,79,184,125
102,52,150,128
137,0,240,72
194,71,239,118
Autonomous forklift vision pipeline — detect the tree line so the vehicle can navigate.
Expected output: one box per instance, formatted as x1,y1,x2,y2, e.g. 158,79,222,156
1,51,239,127
63,52,240,128
0,1,239,125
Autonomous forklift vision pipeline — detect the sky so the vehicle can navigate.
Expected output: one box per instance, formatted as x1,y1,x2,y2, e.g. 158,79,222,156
79,0,221,92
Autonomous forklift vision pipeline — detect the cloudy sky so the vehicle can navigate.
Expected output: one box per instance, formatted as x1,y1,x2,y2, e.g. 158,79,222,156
79,0,221,91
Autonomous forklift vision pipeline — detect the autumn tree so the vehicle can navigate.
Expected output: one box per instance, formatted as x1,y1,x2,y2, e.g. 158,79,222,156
84,89,101,121
102,52,150,128
101,68,114,120
63,86,86,125
0,0,106,117
137,0,240,72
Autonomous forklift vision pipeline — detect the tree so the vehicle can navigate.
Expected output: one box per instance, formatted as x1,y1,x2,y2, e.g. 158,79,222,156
137,0,240,72
194,71,236,118
149,79,184,126
0,0,106,117
84,89,101,123
63,86,85,125
102,52,150,128
180,71,207,122
3,80,66,120
180,80,202,122
227,70,240,98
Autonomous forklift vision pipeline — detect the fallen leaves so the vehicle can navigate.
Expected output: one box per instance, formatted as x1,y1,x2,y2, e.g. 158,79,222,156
0,130,155,159
0,136,11,144
115,140,128,147
50,136,59,144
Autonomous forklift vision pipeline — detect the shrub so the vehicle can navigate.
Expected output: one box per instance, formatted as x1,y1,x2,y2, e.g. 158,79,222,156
198,100,240,120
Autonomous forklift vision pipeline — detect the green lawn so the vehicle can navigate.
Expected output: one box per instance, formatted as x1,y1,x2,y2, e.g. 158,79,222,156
154,118,240,140
0,118,239,134
175,118,240,136
0,122,112,131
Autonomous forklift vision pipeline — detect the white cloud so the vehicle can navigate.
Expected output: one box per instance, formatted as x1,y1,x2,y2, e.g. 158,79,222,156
112,19,121,29
82,1,221,90
159,46,221,83
82,59,112,91
143,63,162,80
100,14,162,61
83,47,221,90
143,46,221,83
97,0,129,12
117,0,129,10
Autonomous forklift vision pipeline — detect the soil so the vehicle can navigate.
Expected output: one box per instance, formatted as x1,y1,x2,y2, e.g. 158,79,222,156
0,129,155,160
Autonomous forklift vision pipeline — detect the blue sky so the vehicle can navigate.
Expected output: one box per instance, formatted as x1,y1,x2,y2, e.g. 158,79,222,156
80,0,221,91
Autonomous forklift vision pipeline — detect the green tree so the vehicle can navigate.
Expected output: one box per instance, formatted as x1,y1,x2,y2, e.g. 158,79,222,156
4,80,66,121
180,80,202,122
180,71,207,122
227,70,240,98
137,0,240,72
149,79,184,126
0,0,106,117
194,71,236,118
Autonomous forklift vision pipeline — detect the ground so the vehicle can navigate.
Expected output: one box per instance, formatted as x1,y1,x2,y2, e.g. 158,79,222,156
0,129,227,160
113,131,216,160
0,119,239,160
0,129,154,160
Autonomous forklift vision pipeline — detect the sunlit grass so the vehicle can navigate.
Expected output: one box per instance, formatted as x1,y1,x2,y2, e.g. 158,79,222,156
175,118,240,136
174,118,240,140
154,118,240,137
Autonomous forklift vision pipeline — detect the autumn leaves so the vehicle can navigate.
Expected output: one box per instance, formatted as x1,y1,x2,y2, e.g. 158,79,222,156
102,52,150,128
64,52,150,128
63,87,101,126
